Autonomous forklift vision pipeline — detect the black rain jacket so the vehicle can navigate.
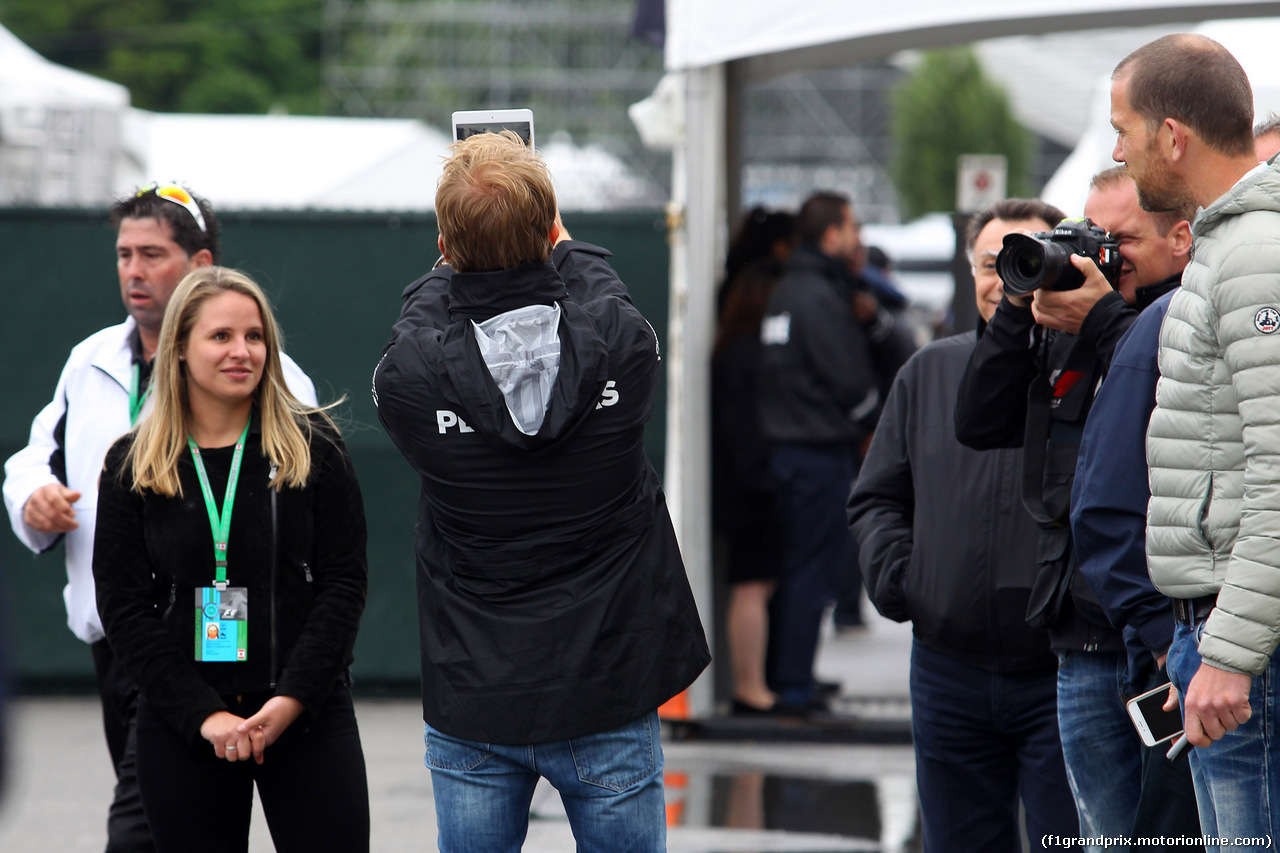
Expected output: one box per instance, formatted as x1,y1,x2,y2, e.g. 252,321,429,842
374,243,710,744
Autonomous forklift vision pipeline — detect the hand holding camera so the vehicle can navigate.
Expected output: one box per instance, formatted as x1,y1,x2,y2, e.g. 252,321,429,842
1031,255,1119,334
995,218,1123,334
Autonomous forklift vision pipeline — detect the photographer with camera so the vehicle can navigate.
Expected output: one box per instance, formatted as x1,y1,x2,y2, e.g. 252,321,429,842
955,170,1185,842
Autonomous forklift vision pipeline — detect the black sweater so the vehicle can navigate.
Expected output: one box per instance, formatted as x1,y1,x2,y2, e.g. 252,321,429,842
93,414,367,743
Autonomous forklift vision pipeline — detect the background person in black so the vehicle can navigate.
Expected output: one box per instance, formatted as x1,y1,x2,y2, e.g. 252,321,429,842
373,132,708,852
93,267,369,853
757,191,913,712
954,171,1186,843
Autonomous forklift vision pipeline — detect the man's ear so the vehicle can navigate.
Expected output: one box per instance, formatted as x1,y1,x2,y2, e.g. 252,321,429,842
1164,118,1190,163
437,234,450,261
1168,219,1193,260
189,248,214,269
549,221,561,246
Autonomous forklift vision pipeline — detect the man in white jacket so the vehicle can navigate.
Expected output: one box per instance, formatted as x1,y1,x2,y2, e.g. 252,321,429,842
1116,34,1280,841
3,185,315,852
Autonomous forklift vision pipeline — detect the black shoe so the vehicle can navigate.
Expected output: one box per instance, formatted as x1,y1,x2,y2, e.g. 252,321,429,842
815,679,842,700
731,699,778,716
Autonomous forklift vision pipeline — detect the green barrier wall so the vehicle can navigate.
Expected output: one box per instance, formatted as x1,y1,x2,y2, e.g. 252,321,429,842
0,208,669,693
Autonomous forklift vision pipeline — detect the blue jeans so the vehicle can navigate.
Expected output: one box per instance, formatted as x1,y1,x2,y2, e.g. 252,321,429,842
425,711,666,853
1056,650,1143,850
911,641,1077,852
1167,620,1279,851
768,442,859,706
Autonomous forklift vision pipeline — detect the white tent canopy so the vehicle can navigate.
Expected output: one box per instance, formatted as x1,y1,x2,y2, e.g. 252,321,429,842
123,112,665,213
0,25,127,107
0,24,130,205
0,22,664,212
655,0,1280,713
666,0,1280,75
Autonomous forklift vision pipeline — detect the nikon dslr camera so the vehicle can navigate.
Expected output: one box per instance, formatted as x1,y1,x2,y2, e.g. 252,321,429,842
995,218,1121,297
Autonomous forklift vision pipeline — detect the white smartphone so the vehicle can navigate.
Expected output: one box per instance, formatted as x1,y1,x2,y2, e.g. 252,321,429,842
1126,683,1184,747
451,109,534,147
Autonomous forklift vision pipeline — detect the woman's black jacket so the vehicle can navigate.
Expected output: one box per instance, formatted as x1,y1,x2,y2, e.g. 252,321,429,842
93,414,368,743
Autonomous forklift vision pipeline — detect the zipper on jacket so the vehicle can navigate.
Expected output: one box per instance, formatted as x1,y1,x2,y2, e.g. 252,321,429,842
301,560,313,583
269,463,279,689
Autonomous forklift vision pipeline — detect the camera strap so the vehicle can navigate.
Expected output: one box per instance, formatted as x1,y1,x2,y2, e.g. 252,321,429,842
1021,375,1068,526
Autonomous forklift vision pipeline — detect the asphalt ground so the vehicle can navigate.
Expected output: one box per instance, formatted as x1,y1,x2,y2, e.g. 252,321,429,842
0,611,917,852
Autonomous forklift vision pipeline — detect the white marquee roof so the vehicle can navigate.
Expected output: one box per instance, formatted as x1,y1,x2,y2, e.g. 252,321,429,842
0,24,127,108
666,0,1280,76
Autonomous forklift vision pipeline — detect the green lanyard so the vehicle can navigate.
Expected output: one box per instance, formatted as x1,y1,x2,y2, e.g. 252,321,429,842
128,363,152,427
187,420,251,589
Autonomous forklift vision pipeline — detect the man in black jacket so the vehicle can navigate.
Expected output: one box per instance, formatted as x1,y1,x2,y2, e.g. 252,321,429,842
955,171,1186,843
850,199,1078,850
757,191,911,711
373,131,709,853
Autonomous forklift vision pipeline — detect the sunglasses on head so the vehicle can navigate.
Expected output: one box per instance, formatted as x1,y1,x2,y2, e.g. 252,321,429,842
138,183,207,233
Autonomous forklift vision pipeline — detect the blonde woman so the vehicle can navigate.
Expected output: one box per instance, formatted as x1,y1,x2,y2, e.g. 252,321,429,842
93,266,369,852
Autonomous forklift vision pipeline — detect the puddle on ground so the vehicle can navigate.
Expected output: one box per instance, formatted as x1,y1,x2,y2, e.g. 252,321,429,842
665,771,922,852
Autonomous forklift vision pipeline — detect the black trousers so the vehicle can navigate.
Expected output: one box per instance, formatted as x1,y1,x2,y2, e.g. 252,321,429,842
134,684,369,853
910,640,1079,851
90,638,154,853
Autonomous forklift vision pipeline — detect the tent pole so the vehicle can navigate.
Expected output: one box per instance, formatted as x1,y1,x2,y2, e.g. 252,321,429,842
665,63,727,718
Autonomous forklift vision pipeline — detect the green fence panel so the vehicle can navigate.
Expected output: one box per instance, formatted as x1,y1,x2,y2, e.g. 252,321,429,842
0,207,669,693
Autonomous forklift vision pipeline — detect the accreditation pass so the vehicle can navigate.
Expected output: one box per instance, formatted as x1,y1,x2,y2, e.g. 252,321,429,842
196,586,248,662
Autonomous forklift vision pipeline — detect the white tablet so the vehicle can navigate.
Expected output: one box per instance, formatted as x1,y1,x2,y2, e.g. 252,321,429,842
451,109,535,147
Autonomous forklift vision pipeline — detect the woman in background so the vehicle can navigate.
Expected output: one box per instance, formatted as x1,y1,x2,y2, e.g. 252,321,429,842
712,254,790,714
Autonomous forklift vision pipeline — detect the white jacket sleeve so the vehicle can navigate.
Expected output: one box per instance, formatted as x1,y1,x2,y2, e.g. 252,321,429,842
280,352,318,407
3,361,72,554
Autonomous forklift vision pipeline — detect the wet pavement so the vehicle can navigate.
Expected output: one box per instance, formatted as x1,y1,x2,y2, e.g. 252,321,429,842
0,612,919,851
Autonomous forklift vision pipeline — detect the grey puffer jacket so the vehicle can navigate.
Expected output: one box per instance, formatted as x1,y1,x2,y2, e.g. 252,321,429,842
1146,162,1280,676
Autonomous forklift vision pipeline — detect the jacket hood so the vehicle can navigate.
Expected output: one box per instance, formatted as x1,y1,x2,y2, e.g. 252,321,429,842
1195,162,1280,236
448,260,566,322
442,263,609,451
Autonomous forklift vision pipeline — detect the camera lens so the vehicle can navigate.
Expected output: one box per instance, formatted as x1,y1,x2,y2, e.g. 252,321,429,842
995,233,1046,298
995,232,1085,295
1015,253,1042,280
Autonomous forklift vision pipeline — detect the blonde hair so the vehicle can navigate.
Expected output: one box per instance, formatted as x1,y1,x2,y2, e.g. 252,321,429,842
435,131,557,273
127,266,335,496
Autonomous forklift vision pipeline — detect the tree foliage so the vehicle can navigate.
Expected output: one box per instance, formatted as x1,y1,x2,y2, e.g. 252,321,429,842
890,47,1030,219
0,0,322,114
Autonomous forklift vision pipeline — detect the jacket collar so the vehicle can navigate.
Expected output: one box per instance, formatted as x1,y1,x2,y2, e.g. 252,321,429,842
90,317,139,392
448,261,568,323
1135,273,1182,311
788,244,859,296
